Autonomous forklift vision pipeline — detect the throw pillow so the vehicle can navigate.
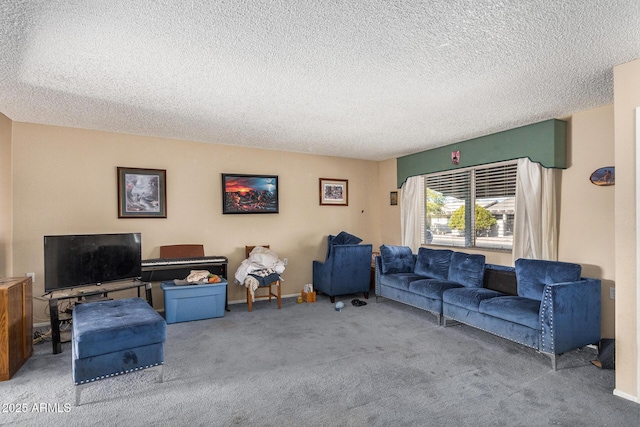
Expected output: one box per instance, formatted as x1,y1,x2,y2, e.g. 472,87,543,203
414,248,453,279
515,259,582,301
448,252,486,287
380,245,415,274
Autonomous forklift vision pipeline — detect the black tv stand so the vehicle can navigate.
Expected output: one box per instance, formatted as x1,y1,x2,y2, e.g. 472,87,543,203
43,280,152,354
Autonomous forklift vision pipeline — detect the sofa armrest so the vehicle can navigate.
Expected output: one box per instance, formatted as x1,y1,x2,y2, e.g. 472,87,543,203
313,259,331,293
539,278,601,355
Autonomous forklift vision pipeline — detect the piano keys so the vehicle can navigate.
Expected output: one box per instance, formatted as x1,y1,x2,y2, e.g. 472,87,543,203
142,255,230,311
141,255,228,282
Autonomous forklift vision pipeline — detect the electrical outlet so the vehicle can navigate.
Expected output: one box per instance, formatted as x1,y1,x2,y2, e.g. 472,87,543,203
610,287,615,300
283,258,288,265
26,272,35,282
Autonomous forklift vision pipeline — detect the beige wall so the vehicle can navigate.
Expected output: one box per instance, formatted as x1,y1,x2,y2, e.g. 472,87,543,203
613,58,640,402
378,158,401,247
10,122,381,323
558,106,616,339
0,113,12,278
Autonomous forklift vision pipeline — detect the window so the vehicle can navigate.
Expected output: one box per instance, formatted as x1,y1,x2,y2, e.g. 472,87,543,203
423,161,517,250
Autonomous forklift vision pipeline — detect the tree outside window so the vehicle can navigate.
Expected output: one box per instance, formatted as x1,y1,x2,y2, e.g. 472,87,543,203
449,205,497,236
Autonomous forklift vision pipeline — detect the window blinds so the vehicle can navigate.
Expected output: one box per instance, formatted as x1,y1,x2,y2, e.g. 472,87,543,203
475,163,517,199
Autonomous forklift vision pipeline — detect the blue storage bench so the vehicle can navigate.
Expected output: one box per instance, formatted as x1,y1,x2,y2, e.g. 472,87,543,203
72,297,166,405
161,280,227,324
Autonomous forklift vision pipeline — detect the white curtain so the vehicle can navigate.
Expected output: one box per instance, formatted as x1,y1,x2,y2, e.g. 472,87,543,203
512,158,558,262
400,176,422,252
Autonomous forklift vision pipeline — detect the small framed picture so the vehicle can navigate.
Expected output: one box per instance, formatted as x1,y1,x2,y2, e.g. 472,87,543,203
319,178,348,206
390,191,398,205
117,167,167,218
222,173,279,214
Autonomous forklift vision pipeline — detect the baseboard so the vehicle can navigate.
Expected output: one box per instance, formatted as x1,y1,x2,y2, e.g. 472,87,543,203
613,389,640,403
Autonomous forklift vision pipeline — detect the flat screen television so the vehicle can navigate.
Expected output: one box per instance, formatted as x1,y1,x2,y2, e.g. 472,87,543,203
44,232,142,293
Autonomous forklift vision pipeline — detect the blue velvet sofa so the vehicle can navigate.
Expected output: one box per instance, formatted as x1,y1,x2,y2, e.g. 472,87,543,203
313,233,373,303
375,245,601,369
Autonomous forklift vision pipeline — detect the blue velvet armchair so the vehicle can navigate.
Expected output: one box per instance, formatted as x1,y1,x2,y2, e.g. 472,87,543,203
313,234,373,303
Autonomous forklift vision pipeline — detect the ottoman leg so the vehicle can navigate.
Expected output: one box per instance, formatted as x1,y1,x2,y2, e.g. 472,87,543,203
74,365,164,406
75,383,89,406
149,364,164,383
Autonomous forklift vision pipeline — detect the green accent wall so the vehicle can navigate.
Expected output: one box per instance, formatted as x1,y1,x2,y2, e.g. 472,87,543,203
396,119,567,188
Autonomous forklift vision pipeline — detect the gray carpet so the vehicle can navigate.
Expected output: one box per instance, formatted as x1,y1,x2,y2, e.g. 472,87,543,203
2,294,639,426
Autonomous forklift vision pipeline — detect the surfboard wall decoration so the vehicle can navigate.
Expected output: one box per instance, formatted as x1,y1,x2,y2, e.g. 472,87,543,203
590,167,615,186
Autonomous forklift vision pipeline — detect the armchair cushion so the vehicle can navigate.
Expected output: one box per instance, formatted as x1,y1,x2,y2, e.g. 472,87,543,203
326,231,363,259
414,248,452,279
331,231,363,245
447,252,485,287
515,259,582,301
380,245,415,274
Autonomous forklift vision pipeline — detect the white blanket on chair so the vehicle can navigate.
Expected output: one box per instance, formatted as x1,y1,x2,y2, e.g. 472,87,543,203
234,246,285,301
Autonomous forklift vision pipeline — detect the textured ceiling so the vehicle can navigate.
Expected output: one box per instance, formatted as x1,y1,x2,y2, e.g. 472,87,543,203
1,1,640,161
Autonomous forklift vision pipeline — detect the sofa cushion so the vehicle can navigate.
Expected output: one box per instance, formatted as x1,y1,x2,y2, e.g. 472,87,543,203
408,279,462,300
515,259,582,301
380,245,415,274
447,252,485,287
479,296,541,330
443,287,506,311
379,273,425,291
414,248,452,279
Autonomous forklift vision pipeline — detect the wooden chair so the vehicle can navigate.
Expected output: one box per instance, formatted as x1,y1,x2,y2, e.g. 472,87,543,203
245,245,282,312
159,244,205,259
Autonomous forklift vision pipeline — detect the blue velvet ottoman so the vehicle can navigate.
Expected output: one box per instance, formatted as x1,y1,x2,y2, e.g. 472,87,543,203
72,297,166,405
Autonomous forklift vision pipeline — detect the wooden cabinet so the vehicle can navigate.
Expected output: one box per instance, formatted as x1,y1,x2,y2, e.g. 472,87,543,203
0,277,33,381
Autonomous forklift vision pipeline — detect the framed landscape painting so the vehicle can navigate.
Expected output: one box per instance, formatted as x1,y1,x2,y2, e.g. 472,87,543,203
319,178,348,206
222,173,279,214
117,167,167,218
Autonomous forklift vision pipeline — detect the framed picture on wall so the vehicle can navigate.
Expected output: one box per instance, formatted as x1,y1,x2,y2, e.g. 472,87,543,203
222,173,279,214
390,191,398,205
319,178,348,206
117,167,167,218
